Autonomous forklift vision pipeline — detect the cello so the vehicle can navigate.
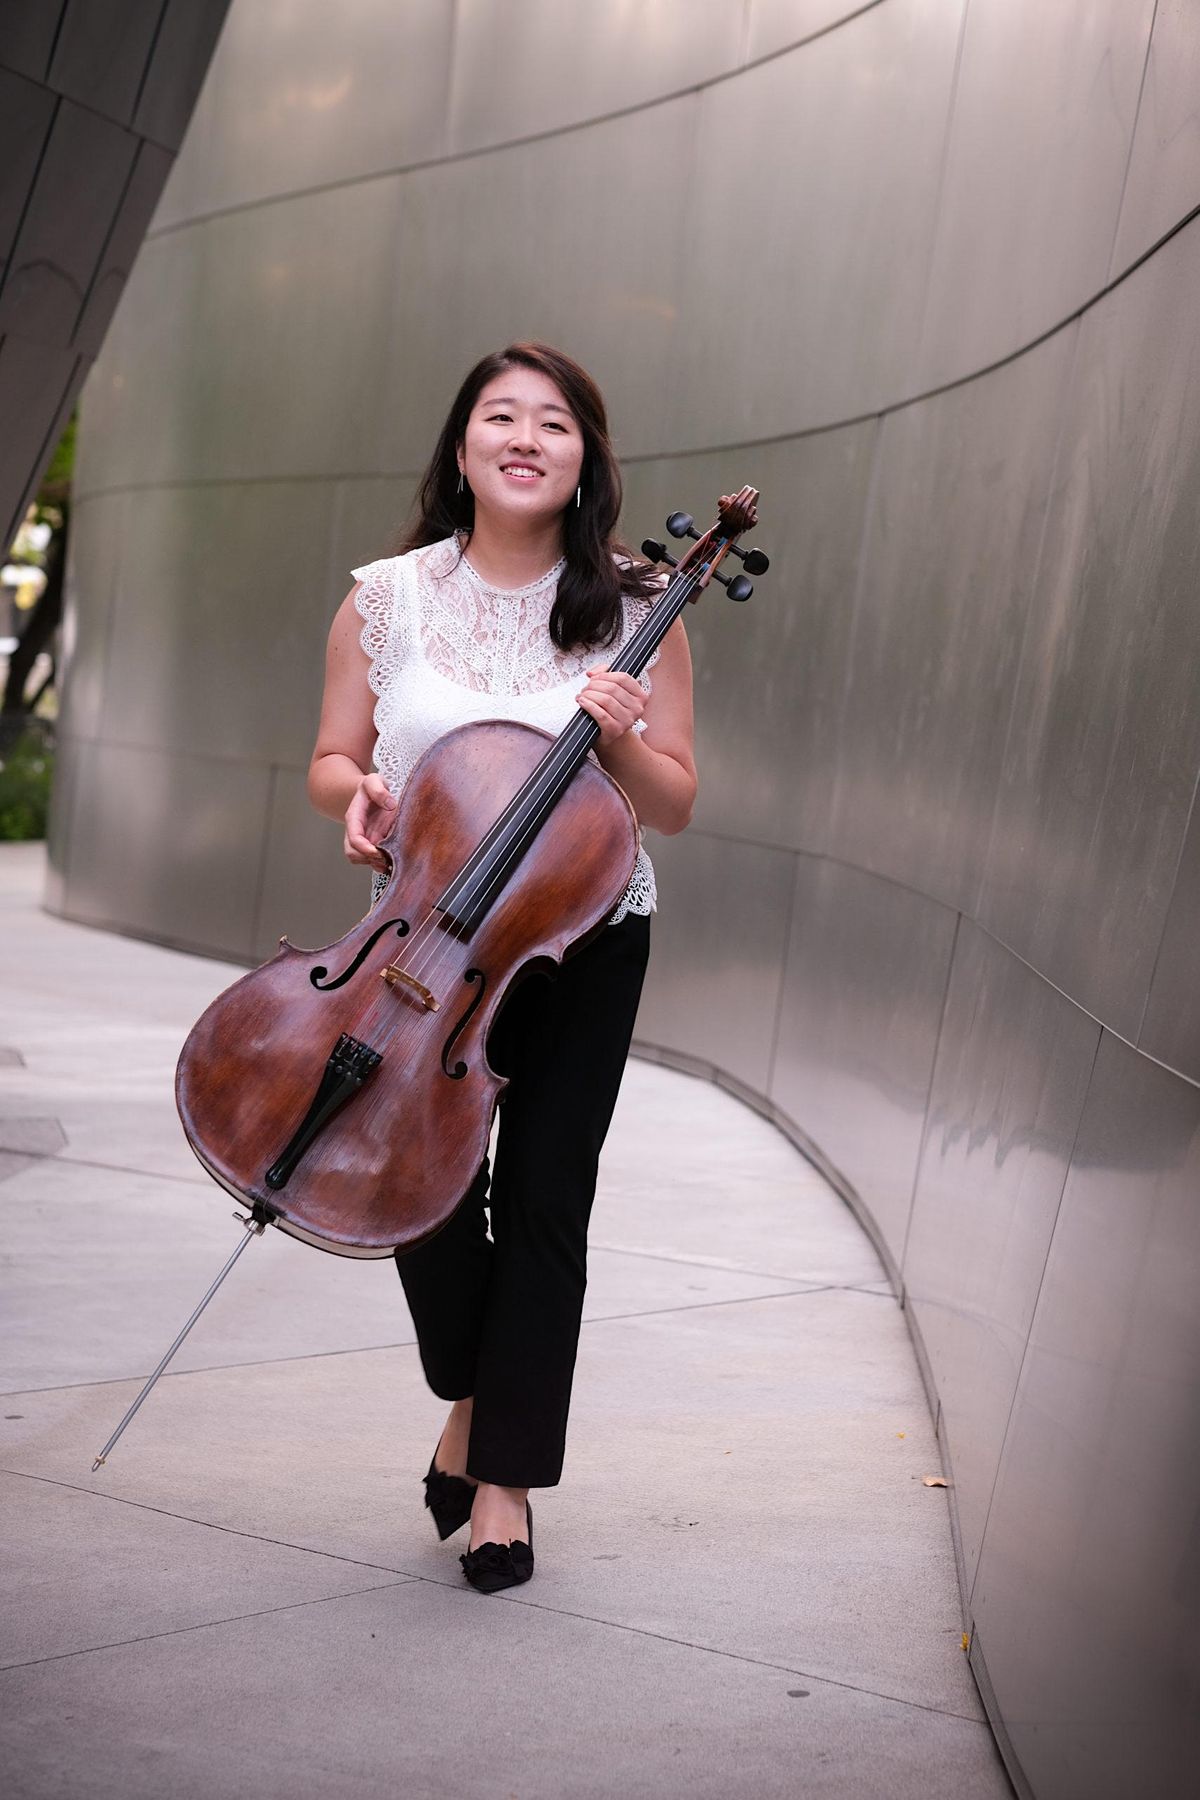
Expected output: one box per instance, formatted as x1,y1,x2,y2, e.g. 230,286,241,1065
92,489,768,1465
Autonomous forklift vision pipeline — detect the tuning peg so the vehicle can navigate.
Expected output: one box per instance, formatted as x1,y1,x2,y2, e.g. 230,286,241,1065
711,569,754,602
641,538,678,567
730,545,769,575
665,511,698,540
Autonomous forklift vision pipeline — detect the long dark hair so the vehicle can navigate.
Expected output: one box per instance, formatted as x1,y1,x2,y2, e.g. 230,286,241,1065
391,342,660,651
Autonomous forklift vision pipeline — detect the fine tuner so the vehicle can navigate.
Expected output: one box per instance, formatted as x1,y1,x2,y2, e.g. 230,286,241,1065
641,509,770,603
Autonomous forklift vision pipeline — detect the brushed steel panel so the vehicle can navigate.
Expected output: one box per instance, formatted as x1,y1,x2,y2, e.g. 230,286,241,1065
133,1,232,151
0,3,66,82
73,303,136,501
665,0,962,448
1,342,85,555
916,0,1154,390
251,767,373,965
633,829,794,1097
0,98,137,347
333,476,419,580
903,919,1099,1595
150,0,455,229
445,0,740,157
72,139,174,358
43,731,80,916
1139,785,1200,1082
621,424,876,854
0,69,56,280
1110,0,1200,275
770,856,957,1273
73,225,204,496
48,0,163,126
147,79,216,229
971,1030,1200,1799
374,94,699,475
78,174,405,490
826,327,1077,917
195,179,412,483
98,481,337,764
0,335,76,543
56,491,126,744
61,740,270,958
745,1,882,63
978,221,1200,1041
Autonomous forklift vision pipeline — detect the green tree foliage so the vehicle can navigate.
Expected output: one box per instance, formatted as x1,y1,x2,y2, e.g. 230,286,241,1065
0,410,76,834
3,409,75,723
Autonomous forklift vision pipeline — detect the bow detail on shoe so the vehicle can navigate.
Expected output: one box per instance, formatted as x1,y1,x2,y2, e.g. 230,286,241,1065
425,1468,471,1507
423,1455,477,1540
459,1508,533,1593
460,1540,515,1577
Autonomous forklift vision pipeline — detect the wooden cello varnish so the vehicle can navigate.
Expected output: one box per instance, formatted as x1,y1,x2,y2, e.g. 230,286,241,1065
175,488,765,1259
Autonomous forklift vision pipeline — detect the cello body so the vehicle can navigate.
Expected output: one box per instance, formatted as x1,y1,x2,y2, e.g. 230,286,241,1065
175,719,638,1259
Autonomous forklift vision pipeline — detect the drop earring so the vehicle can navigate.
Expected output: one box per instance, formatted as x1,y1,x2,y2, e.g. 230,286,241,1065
457,470,464,495
575,486,581,509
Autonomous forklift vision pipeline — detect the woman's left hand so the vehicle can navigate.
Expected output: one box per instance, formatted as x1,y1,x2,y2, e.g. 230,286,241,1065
577,665,646,745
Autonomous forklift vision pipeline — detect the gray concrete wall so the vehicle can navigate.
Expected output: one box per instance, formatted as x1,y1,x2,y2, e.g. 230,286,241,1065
50,4,1200,1794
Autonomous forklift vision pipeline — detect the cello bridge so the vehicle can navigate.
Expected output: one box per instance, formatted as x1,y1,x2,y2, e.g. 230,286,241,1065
381,965,440,1011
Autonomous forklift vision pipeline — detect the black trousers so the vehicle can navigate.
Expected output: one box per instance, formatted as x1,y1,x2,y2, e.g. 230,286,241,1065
394,909,651,1488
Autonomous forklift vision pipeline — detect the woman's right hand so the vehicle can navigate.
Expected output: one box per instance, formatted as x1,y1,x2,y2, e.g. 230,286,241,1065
344,772,398,872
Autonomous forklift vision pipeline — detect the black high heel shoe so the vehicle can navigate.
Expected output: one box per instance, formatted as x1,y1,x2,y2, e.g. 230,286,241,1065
460,1501,534,1594
423,1451,477,1541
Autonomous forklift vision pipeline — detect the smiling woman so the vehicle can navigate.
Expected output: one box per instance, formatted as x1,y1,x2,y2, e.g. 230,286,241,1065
398,342,671,660
305,342,697,1593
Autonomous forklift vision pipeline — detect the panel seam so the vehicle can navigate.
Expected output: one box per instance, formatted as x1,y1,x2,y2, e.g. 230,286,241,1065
140,1,889,244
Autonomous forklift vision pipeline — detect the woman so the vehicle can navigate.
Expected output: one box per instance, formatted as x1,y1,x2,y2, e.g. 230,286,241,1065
307,342,697,1593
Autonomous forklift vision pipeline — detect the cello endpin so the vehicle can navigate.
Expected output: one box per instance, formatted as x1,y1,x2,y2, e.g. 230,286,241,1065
88,1212,264,1473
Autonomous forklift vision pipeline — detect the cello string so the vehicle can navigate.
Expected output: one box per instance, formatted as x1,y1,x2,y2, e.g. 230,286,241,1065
280,515,752,1153
348,544,716,1062
327,548,722,1132
349,715,599,1073
370,555,703,1007
352,550,698,1051
344,557,704,1055
359,497,746,1036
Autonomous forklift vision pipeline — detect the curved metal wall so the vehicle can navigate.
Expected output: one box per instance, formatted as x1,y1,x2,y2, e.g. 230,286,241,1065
50,4,1200,1795
0,0,231,552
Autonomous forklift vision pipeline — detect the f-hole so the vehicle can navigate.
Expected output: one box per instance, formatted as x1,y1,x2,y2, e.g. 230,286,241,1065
442,968,486,1078
311,918,409,991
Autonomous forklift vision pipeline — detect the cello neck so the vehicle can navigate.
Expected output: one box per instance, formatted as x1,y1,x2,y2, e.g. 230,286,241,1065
434,564,702,932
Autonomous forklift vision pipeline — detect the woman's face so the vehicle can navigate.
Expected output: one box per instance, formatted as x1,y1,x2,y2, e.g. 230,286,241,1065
458,368,585,527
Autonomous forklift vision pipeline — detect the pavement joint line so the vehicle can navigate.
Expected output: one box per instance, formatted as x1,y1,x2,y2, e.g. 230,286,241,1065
0,1466,431,1581
573,1286,837,1329
0,1343,420,1400
577,1283,905,1330
40,1152,211,1188
6,1165,894,1292
0,1146,211,1188
0,1467,985,1727
0,1167,885,1285
0,1579,419,1676
589,1239,890,1290
469,1590,991,1727
0,1282,878,1400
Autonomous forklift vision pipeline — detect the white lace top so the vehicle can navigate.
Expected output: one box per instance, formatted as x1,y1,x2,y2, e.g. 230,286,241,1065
351,535,659,925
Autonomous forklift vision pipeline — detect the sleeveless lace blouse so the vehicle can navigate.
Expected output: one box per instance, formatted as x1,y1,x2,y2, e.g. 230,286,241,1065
351,535,659,924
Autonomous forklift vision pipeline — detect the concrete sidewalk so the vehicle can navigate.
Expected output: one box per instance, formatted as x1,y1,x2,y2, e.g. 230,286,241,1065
0,843,1011,1799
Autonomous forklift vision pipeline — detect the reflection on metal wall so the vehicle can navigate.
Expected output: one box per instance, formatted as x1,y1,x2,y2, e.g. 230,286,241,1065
0,0,231,551
51,4,1200,1794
